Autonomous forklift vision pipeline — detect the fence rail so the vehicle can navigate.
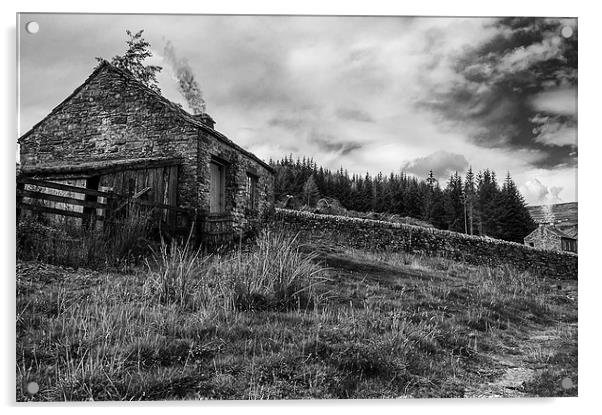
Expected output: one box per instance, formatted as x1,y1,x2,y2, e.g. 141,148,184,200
17,188,108,210
16,177,194,235
18,202,87,219
16,177,236,246
17,177,118,199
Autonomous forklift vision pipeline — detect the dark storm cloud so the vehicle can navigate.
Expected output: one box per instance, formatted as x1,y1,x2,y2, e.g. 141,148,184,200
418,17,577,169
401,151,469,180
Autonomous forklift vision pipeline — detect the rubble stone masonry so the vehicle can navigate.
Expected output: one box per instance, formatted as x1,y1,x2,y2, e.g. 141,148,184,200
276,209,578,280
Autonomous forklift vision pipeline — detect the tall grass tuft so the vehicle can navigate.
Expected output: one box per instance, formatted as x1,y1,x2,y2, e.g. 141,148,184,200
215,229,327,311
143,236,205,308
142,228,327,313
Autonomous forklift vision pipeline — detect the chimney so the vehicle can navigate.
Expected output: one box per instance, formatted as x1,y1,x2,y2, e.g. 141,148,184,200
193,112,215,129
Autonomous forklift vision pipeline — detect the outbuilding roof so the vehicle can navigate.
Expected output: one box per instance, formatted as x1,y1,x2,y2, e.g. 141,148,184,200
525,224,576,241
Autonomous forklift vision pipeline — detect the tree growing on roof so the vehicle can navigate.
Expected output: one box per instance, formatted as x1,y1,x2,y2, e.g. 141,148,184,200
97,29,162,93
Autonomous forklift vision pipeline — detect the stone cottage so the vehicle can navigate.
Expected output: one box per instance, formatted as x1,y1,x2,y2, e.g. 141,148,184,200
18,61,275,240
524,224,577,253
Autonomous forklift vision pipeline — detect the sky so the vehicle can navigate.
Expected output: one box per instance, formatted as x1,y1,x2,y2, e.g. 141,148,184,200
17,14,578,205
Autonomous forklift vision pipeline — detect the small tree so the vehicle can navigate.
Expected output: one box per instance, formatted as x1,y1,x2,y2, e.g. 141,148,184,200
463,167,476,235
98,29,162,93
302,175,321,207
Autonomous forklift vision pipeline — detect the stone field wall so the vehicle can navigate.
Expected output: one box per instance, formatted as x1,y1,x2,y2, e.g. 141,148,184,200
275,208,578,280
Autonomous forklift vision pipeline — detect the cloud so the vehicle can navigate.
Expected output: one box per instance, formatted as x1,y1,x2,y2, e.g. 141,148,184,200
401,151,469,180
530,114,577,147
530,88,577,115
496,35,564,75
520,178,563,205
268,116,305,131
416,17,578,169
335,108,374,123
308,130,363,156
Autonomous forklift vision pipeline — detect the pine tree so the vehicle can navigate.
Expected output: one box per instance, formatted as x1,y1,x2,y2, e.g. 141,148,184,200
444,172,465,232
476,169,501,237
270,156,534,238
464,167,476,235
496,173,537,242
422,170,436,222
430,183,448,229
99,30,162,93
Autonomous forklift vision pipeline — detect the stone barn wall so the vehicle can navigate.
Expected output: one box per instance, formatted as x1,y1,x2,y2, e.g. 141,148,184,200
197,129,275,233
275,209,578,280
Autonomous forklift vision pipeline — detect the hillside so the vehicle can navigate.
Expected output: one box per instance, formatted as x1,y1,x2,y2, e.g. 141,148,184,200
527,202,578,236
16,230,577,400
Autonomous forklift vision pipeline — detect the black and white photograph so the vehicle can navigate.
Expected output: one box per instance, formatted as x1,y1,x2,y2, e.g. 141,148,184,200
15,11,578,401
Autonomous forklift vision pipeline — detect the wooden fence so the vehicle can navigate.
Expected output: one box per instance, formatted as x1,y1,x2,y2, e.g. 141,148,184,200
16,177,240,248
17,177,194,237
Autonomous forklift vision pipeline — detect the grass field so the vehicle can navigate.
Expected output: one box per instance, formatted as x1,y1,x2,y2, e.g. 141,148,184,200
16,228,577,400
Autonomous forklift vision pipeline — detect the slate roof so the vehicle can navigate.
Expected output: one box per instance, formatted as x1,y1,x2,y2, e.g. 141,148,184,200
525,224,576,241
19,61,274,173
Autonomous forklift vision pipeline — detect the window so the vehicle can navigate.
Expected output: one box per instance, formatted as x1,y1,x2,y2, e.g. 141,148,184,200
561,238,577,253
209,161,226,213
246,173,258,211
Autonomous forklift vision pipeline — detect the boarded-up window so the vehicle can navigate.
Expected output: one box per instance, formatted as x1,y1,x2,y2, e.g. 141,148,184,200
210,161,226,213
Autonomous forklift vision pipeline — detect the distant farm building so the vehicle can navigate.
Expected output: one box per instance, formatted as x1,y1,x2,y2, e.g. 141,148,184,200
526,202,577,238
17,61,275,244
524,224,577,253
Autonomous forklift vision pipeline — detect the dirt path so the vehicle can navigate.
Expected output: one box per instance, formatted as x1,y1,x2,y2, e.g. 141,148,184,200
464,282,578,398
311,246,578,398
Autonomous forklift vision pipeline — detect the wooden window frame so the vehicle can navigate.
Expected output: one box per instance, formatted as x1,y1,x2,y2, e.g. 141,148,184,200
209,159,227,214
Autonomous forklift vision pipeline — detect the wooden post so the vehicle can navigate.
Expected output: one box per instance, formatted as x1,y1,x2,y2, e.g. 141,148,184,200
16,180,25,222
82,176,100,232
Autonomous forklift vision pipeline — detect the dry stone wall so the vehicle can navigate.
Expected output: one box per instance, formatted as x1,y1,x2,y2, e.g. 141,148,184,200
275,209,577,280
